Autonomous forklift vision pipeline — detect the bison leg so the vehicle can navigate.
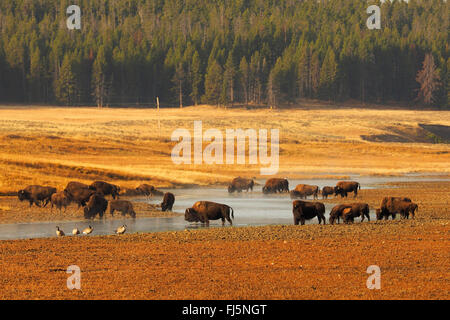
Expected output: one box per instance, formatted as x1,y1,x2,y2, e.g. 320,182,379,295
300,218,305,226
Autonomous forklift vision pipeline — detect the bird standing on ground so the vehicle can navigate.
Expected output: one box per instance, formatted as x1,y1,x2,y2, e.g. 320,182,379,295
72,228,80,235
82,226,93,235
115,225,127,235
56,226,65,237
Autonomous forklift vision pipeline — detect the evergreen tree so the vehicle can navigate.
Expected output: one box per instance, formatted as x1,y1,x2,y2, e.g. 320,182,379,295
55,54,76,105
203,59,223,106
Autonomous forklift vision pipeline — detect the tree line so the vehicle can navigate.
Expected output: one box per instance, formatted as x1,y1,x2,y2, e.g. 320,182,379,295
0,0,448,108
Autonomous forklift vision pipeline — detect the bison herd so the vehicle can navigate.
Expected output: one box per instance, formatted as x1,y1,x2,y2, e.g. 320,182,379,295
17,176,419,229
17,181,176,220
225,177,418,226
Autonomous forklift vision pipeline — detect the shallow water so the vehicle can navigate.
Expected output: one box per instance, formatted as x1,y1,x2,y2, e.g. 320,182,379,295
0,175,447,240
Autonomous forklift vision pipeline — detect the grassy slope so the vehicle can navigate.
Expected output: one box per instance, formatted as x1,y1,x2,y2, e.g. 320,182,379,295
0,104,448,194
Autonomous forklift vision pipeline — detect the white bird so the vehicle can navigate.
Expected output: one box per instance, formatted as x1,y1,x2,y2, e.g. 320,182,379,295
115,225,127,235
72,228,80,235
82,226,93,235
56,226,65,237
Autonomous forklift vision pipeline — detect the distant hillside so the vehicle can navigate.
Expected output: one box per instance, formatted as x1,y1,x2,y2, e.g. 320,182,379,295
0,0,448,108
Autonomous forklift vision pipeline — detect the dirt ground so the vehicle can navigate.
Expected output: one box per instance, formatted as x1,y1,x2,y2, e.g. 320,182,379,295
0,181,448,300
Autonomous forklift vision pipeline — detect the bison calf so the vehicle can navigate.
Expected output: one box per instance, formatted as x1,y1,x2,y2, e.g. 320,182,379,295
51,191,72,213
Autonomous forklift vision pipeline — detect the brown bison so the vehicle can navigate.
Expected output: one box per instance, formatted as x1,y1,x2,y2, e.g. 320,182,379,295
262,178,289,194
161,192,175,212
402,202,418,219
329,204,351,224
84,194,108,219
292,200,326,225
185,201,234,226
65,181,89,193
109,200,136,218
18,185,57,207
67,187,96,208
51,191,72,213
89,181,120,199
321,186,335,199
228,177,254,193
340,203,371,224
377,197,412,220
290,184,319,200
136,184,163,198
335,181,361,198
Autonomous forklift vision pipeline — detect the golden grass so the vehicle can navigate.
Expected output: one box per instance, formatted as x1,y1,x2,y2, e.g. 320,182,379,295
0,104,449,194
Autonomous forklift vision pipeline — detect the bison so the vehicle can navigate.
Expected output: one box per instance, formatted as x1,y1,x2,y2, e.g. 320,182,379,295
321,186,335,199
109,200,136,218
18,185,57,207
228,177,254,193
292,200,326,225
89,181,120,199
185,201,234,226
136,184,163,198
290,184,319,200
402,202,418,219
377,197,412,220
161,192,175,212
51,191,72,213
262,178,289,194
340,203,371,224
335,181,361,198
329,204,351,224
84,194,108,219
65,181,90,193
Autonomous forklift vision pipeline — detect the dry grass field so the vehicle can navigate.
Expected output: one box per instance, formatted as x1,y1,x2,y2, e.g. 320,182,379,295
0,104,448,195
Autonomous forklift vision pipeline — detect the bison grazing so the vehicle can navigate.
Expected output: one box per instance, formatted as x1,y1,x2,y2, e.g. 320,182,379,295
402,202,418,219
262,178,289,194
321,186,335,199
340,203,371,224
292,200,326,225
290,184,319,200
329,204,351,224
335,181,361,198
161,192,175,212
84,194,108,219
51,191,72,213
228,177,254,193
185,201,234,226
89,181,120,199
18,185,57,207
109,200,136,218
377,197,412,220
